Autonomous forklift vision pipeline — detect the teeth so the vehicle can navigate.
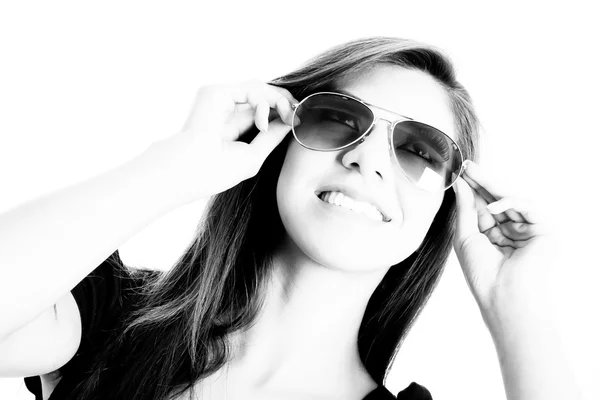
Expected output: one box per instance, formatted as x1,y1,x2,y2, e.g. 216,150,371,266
333,192,342,206
319,191,384,222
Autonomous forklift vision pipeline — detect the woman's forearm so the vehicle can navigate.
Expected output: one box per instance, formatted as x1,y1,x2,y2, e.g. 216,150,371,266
0,135,192,339
486,300,584,400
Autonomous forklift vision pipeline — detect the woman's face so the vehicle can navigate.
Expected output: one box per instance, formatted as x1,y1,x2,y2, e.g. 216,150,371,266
276,64,457,272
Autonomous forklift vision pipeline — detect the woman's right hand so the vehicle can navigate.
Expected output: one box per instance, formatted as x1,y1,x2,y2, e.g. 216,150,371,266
160,80,298,202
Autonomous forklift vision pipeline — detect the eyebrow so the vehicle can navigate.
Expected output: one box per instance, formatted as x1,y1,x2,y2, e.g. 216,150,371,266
332,88,415,120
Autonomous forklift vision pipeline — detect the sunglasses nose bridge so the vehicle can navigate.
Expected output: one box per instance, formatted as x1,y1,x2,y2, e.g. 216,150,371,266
357,117,394,144
375,117,394,125
356,117,394,149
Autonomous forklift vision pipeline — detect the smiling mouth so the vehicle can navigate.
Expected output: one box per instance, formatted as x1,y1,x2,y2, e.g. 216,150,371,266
315,191,391,223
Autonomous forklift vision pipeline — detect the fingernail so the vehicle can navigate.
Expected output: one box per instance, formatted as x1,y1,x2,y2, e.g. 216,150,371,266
486,202,501,213
260,119,269,132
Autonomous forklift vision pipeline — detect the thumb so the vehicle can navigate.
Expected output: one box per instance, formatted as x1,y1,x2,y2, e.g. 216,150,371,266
248,117,292,165
453,176,480,249
453,176,500,304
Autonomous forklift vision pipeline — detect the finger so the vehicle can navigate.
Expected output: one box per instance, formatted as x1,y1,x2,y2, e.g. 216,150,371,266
483,226,535,249
463,160,509,199
271,96,296,127
483,225,517,247
461,170,514,224
462,161,526,223
253,99,270,132
486,196,542,225
248,117,292,165
219,103,255,141
267,83,300,105
226,99,293,140
471,186,499,234
497,221,543,241
226,98,295,142
228,82,294,111
232,85,295,129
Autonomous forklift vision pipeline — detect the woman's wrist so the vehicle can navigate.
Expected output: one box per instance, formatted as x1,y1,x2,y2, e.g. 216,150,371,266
141,133,211,207
480,277,557,336
489,317,582,400
481,291,583,400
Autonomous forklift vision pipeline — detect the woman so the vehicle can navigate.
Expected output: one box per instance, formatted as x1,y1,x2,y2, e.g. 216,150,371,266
0,37,578,399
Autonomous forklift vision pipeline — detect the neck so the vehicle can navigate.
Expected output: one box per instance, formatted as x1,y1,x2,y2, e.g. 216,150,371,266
227,236,387,395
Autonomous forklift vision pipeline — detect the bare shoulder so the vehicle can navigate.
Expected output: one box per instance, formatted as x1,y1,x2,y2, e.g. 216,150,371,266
0,292,81,377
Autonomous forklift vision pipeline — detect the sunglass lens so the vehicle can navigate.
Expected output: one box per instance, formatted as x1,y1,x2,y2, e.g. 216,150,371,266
293,94,373,149
392,121,462,191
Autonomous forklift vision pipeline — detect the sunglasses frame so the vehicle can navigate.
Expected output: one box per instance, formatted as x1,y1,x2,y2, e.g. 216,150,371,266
290,91,467,192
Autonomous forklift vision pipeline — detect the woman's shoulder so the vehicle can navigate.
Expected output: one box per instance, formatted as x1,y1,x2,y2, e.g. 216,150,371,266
68,250,158,340
23,250,161,399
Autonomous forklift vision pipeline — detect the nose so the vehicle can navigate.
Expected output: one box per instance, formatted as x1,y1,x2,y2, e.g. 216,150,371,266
340,119,394,181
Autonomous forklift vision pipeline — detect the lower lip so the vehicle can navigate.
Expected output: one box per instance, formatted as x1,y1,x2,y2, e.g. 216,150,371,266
315,194,385,224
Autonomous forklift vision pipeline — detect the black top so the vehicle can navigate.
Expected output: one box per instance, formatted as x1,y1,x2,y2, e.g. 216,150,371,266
23,251,432,400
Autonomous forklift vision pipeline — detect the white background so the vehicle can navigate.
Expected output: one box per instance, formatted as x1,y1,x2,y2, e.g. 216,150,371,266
1,1,598,399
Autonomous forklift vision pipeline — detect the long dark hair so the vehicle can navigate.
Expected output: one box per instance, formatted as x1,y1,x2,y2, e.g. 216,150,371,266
67,36,480,399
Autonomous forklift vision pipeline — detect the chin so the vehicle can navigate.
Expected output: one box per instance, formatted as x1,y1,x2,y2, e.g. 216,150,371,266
278,206,410,272
275,180,417,272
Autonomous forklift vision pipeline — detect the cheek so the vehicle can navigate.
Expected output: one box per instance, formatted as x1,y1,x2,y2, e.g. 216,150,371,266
278,141,327,193
276,142,320,220
389,185,445,247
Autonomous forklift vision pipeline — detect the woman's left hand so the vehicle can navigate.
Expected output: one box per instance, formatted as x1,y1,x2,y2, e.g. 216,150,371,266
452,160,556,329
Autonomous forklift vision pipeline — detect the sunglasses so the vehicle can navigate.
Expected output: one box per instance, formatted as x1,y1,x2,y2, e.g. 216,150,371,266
290,92,467,192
